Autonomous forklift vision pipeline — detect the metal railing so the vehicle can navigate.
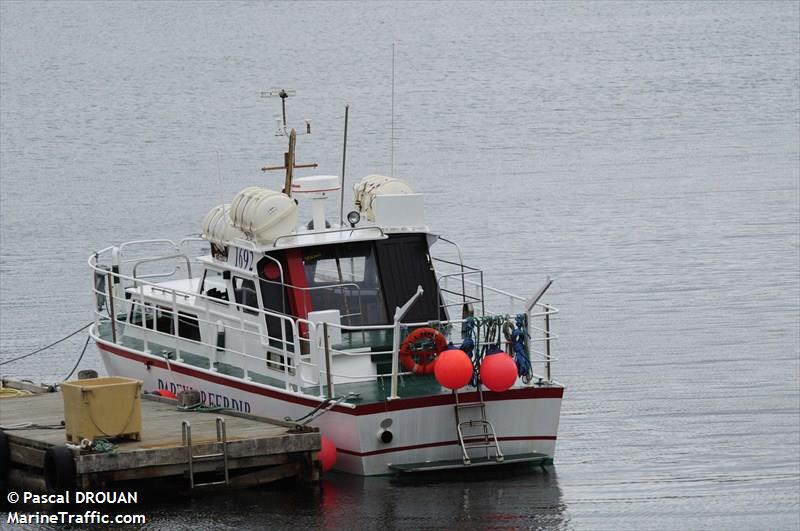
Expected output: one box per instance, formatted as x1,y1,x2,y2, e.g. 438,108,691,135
89,241,560,405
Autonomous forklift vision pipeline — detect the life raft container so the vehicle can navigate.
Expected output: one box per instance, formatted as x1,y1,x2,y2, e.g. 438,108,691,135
228,187,298,244
201,203,245,246
399,327,447,375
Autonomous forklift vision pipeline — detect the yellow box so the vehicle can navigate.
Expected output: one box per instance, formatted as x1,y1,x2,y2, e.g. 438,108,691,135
61,377,143,443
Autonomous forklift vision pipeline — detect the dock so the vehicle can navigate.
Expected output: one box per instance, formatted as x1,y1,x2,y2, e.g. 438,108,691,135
0,382,321,493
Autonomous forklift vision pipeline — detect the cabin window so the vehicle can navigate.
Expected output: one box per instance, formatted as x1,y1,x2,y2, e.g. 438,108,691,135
302,243,387,326
128,301,154,328
233,277,259,314
155,306,174,334
200,269,228,303
177,312,201,341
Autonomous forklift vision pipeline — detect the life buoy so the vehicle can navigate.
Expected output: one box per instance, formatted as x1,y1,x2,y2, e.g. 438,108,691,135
400,327,447,375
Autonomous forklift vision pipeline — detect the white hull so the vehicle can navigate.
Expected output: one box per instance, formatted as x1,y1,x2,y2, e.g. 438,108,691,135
95,337,563,476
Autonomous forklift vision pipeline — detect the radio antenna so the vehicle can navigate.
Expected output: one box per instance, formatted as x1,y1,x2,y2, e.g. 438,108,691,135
340,104,349,226
215,150,224,206
390,43,395,177
261,88,311,137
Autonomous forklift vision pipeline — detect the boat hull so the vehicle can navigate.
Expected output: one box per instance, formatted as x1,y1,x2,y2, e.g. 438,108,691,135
95,337,563,476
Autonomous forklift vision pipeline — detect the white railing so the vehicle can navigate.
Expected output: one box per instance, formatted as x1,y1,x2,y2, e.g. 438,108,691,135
90,241,560,403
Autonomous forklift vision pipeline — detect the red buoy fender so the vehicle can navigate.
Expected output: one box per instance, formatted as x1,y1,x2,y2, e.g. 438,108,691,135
399,327,447,375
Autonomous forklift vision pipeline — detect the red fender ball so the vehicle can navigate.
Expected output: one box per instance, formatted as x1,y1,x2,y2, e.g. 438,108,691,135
434,349,473,390
480,353,518,392
319,435,337,472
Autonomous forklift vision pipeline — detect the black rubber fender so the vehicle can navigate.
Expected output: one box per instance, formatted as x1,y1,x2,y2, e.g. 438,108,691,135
0,430,9,492
44,446,76,493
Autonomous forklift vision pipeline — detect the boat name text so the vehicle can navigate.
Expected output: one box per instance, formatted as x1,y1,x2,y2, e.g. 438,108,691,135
157,379,252,413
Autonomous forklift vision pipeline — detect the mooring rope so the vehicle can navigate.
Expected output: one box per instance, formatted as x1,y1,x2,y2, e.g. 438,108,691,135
0,322,93,367
62,335,92,381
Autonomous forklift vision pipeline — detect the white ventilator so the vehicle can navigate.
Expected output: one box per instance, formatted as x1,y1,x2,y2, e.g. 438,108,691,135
228,187,299,244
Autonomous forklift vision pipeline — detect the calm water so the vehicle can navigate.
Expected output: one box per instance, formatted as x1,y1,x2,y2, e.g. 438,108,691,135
1,1,798,529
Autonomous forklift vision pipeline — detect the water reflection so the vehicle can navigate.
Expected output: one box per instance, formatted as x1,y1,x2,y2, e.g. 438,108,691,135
122,468,566,530
319,467,567,530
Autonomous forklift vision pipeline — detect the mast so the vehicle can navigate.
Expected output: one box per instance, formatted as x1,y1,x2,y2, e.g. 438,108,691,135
262,128,317,196
261,89,317,196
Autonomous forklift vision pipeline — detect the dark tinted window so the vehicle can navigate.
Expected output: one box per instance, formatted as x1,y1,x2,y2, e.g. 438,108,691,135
302,243,388,326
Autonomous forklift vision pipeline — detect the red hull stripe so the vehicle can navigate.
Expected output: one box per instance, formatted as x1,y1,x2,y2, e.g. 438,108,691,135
97,341,564,417
337,435,558,457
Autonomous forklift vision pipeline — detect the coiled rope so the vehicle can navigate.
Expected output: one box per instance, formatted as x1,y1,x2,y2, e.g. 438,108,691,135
511,314,532,381
458,314,532,385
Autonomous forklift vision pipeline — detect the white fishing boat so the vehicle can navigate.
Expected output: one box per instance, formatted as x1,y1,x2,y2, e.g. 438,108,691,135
88,93,564,475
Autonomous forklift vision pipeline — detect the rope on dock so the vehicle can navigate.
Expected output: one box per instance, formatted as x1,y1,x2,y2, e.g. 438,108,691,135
177,403,225,413
0,387,33,399
0,322,93,367
91,439,118,455
0,421,64,430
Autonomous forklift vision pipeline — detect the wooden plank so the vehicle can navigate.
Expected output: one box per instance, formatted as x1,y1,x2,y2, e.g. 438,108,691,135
8,442,45,468
142,394,315,432
105,454,292,482
75,432,318,473
4,432,59,451
229,462,302,488
3,387,321,489
1,379,53,394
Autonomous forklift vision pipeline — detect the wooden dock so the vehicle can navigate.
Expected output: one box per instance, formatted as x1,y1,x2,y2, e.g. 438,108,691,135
0,383,321,493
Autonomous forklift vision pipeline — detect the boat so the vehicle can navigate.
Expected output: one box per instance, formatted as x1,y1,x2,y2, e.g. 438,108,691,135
87,93,564,475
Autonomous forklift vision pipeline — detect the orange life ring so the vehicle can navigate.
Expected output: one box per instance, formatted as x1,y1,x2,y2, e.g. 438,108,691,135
400,327,447,375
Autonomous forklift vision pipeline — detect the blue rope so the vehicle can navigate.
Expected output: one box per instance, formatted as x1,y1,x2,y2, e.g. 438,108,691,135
511,314,532,379
455,315,531,386
460,317,476,358
459,317,479,386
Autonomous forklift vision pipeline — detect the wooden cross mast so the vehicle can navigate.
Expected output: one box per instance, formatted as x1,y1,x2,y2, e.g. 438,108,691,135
261,129,317,197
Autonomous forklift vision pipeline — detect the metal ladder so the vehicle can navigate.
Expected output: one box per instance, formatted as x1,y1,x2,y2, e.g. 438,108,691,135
454,388,504,465
181,418,230,488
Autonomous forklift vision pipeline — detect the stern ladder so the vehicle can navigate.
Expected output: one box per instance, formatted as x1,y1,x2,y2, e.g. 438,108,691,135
454,388,504,465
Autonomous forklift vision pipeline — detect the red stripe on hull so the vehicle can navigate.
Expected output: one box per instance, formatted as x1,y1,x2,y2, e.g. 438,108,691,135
96,340,564,417
337,435,558,457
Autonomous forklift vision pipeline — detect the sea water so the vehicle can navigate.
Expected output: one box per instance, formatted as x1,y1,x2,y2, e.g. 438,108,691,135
1,2,798,529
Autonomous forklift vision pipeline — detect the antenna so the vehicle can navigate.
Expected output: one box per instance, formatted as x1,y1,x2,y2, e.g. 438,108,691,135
215,150,224,206
390,43,395,177
340,104,349,226
260,88,311,137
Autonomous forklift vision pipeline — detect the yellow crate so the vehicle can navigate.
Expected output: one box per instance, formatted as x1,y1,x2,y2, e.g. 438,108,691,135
61,377,143,443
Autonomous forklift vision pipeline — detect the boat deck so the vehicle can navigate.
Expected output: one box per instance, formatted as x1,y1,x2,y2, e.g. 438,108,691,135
96,319,454,403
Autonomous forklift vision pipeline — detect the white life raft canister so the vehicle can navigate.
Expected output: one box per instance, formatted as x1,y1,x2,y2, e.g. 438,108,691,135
228,187,298,244
353,175,414,222
201,204,245,246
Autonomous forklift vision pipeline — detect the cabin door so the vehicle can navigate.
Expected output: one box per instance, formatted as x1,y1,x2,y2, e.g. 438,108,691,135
374,234,445,322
